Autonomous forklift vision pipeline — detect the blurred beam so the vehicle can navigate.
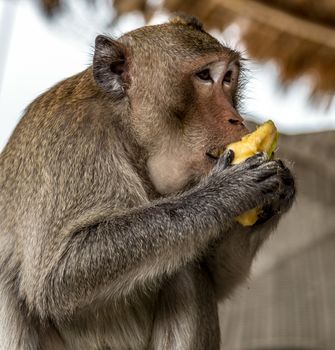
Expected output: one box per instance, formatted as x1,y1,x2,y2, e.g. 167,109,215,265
214,0,335,48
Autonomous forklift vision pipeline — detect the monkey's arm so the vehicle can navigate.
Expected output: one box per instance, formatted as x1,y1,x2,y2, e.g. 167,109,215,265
24,155,285,320
27,186,230,319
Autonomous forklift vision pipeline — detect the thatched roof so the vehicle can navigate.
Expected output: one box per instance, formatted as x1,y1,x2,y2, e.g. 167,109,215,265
39,0,335,102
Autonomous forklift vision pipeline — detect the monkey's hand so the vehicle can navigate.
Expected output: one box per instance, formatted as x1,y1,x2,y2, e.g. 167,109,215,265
204,150,295,300
255,159,295,226
202,150,295,224
218,149,296,225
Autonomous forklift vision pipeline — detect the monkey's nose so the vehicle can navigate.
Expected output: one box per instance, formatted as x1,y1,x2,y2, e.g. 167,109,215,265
228,118,242,125
226,114,249,135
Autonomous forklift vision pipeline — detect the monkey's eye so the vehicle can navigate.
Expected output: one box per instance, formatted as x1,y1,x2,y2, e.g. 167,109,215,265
223,70,233,85
196,69,212,82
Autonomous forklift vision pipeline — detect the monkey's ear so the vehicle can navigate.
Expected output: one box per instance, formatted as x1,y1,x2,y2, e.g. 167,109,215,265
93,35,129,98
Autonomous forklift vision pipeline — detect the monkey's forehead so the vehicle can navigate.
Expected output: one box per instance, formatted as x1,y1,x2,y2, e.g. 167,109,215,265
119,23,239,61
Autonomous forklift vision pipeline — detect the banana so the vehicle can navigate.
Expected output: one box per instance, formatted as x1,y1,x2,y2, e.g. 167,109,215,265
226,120,279,226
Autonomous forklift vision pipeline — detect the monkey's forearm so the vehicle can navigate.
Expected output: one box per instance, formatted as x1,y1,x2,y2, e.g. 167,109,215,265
31,189,236,319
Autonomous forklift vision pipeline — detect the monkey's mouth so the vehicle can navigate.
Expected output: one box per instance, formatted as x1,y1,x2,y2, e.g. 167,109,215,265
205,146,226,160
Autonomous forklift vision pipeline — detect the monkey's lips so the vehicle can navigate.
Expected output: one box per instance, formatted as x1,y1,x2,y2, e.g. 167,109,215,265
205,146,226,160
207,121,278,164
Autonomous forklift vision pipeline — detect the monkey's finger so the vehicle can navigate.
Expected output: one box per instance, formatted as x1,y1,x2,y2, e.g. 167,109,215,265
241,152,269,169
219,149,234,170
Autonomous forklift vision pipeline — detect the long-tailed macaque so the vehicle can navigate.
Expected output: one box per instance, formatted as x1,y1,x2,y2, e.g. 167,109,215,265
0,15,295,350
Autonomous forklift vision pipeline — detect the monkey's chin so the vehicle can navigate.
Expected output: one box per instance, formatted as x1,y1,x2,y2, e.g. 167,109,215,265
206,146,226,160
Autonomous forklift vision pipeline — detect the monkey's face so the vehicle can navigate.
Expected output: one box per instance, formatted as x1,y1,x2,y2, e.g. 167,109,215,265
93,17,249,195
143,56,249,195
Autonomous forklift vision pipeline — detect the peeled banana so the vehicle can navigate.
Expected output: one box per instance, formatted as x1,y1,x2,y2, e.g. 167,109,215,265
226,120,279,226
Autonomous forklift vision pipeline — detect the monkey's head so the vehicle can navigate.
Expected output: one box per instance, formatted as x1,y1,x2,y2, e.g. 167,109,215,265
93,15,249,194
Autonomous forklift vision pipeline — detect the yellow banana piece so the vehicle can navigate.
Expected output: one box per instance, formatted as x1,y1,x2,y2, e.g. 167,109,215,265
226,120,279,226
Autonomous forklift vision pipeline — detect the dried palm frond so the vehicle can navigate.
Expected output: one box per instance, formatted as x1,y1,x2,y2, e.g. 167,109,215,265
38,0,335,102
39,0,61,16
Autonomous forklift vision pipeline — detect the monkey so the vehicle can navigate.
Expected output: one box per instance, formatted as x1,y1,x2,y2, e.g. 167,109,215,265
0,15,295,350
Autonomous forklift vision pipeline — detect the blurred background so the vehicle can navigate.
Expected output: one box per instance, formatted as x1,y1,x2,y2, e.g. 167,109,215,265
0,0,334,349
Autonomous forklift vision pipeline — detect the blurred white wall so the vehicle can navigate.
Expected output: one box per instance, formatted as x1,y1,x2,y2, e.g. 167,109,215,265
0,0,334,151
0,0,87,150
